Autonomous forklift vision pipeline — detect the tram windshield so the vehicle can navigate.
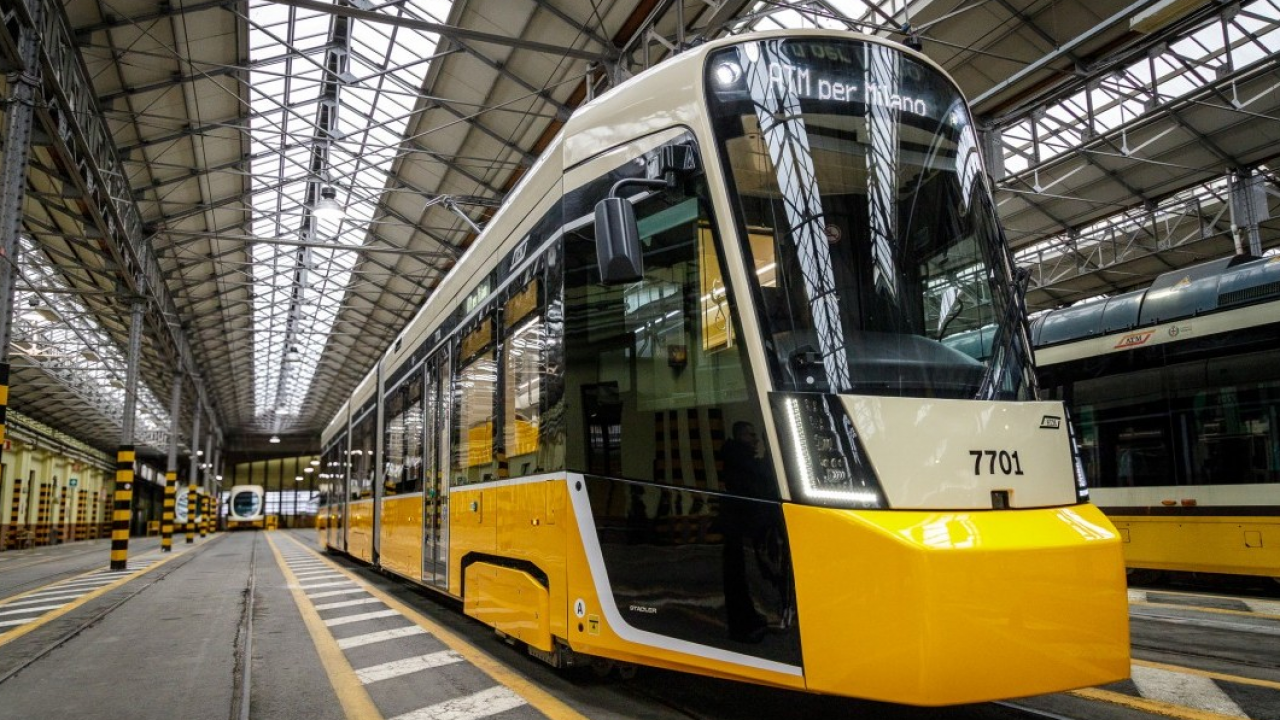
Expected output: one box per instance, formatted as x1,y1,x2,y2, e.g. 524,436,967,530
232,491,262,516
706,38,1034,400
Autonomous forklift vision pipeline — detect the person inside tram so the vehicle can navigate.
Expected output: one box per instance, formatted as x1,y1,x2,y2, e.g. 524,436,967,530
719,420,772,642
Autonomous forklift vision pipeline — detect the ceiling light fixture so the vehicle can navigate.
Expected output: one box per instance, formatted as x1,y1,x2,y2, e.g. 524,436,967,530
312,185,345,222
269,435,281,444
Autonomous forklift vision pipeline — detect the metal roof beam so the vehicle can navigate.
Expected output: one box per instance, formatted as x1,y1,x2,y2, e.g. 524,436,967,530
263,0,613,62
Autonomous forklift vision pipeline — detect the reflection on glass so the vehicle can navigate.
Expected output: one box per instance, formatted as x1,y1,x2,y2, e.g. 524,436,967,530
505,317,545,475
454,352,497,483
708,38,1035,400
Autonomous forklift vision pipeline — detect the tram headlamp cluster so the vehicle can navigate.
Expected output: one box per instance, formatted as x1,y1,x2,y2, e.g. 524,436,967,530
773,394,884,509
1063,409,1090,503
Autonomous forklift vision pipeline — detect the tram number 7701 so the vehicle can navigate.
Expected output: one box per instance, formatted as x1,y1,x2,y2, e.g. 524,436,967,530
969,450,1025,476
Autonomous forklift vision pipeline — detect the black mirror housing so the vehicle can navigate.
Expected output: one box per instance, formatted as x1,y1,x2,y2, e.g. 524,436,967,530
594,196,644,284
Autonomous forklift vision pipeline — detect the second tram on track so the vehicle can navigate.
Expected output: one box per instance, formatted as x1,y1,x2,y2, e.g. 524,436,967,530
225,485,266,530
318,29,1129,705
1034,254,1280,579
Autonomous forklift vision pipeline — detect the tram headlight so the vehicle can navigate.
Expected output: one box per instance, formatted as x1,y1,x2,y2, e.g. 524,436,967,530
1063,409,1090,503
772,393,884,509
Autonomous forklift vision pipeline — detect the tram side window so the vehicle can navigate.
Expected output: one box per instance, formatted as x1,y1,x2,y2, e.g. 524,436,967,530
1069,349,1280,488
453,320,498,485
563,160,777,499
505,281,545,477
351,414,376,498
383,375,424,496
403,374,424,494
384,390,405,496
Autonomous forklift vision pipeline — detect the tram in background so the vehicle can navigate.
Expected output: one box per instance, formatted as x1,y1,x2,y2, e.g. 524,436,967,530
317,29,1129,705
1034,254,1280,579
225,485,265,530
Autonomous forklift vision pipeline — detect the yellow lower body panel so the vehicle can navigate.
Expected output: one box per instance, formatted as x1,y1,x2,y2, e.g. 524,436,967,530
1111,515,1280,577
379,495,423,579
464,562,552,652
785,503,1130,705
347,501,374,563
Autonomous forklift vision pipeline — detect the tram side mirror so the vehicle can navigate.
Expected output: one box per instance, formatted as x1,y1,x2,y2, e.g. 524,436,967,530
594,196,644,284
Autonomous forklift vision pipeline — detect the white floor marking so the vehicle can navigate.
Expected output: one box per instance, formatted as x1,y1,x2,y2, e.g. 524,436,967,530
1131,664,1249,717
307,588,367,599
323,609,400,627
0,617,35,628
0,603,65,617
1,593,85,607
355,651,464,684
314,597,382,611
390,685,527,720
51,578,117,589
336,626,427,649
294,570,343,579
298,581,356,590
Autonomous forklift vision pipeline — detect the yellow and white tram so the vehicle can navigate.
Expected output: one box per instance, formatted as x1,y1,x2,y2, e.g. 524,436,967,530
1035,254,1280,578
225,484,266,530
318,29,1129,705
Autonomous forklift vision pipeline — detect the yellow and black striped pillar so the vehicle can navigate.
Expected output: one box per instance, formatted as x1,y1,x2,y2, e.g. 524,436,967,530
7,471,21,548
110,447,135,570
35,482,50,546
160,472,176,552
198,492,207,538
186,484,197,544
76,488,88,541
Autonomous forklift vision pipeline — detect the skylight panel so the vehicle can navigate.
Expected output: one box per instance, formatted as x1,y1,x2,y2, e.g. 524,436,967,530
12,236,169,445
246,0,450,429
998,0,1280,174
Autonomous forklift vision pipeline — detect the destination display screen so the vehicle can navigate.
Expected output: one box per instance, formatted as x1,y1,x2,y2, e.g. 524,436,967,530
707,38,954,123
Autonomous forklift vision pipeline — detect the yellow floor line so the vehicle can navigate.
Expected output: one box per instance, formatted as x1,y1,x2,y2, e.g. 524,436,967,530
1071,687,1249,720
279,535,590,720
0,540,200,649
265,533,382,720
1133,658,1280,691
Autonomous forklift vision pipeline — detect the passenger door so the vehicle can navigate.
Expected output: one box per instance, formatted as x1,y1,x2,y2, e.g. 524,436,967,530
422,351,450,588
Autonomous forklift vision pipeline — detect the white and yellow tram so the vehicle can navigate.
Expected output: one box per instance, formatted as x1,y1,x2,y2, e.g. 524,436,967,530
318,29,1129,705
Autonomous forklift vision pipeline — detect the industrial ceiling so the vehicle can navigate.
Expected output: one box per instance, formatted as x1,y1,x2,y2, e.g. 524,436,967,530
0,0,1275,463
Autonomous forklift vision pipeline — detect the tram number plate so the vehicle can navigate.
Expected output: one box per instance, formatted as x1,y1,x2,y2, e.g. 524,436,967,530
969,450,1025,476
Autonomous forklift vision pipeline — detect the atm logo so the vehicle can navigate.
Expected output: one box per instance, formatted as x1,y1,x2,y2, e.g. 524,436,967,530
1114,330,1154,349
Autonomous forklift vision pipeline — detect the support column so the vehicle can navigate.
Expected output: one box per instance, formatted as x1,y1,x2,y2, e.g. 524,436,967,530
204,433,214,534
162,374,182,552
1229,169,1269,257
0,3,42,483
187,404,201,544
198,490,207,539
110,300,145,570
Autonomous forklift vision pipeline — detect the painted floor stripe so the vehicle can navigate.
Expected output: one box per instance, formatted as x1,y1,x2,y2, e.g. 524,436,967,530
308,588,368,599
295,571,344,579
315,597,383,611
0,604,65,617
355,651,464,685
323,609,400,627
336,626,428,650
55,577,122,587
391,685,527,720
1131,664,1249,718
300,580,357,590
20,588,92,600
0,618,35,628
1,593,85,607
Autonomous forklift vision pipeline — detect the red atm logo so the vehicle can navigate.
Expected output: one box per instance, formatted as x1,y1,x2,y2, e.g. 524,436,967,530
1115,330,1154,349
